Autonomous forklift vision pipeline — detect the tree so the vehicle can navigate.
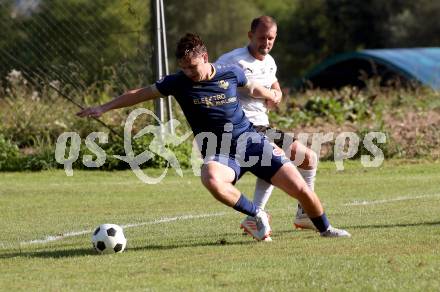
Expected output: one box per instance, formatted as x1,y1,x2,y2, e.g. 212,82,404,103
388,0,440,47
273,0,425,84
164,0,261,71
0,0,151,91
274,0,330,80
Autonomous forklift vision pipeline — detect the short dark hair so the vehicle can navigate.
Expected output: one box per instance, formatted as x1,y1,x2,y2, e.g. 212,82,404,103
175,33,207,60
250,16,277,33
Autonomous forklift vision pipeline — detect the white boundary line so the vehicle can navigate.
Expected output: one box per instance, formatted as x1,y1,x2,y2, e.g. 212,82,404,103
4,193,440,248
17,212,226,246
344,194,440,206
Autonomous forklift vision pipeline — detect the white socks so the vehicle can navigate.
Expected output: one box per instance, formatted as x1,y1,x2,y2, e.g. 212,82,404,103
297,168,316,191
296,168,317,217
252,178,274,210
252,167,317,211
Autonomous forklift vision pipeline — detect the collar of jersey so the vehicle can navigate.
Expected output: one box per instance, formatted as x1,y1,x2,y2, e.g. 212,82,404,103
207,63,216,80
246,45,265,61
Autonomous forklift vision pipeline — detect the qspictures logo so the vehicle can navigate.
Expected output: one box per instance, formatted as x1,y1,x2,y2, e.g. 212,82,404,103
55,108,386,184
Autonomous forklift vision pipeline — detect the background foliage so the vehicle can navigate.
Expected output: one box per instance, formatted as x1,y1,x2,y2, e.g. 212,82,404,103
0,0,439,171
1,0,440,86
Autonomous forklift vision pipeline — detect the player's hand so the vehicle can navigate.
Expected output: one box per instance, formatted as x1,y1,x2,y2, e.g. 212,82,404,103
269,89,281,104
266,99,278,109
76,106,105,118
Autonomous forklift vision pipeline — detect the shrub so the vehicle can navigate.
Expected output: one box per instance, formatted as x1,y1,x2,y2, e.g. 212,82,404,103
1,69,440,172
0,134,20,170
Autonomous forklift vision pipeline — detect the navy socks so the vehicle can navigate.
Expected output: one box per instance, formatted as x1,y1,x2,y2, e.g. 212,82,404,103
233,194,258,217
310,213,330,233
233,194,330,232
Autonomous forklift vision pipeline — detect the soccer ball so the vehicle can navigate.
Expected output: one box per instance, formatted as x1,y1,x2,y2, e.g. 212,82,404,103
91,224,127,254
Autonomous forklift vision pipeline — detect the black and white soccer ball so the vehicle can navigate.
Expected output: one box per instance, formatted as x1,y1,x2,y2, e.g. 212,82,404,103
91,224,127,254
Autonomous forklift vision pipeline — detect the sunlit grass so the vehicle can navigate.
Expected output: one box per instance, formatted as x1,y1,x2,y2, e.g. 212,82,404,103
1,161,440,290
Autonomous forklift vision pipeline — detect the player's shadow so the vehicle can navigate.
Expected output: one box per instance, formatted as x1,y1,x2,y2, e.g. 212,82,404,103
264,220,440,237
131,238,256,253
276,220,440,233
0,239,255,259
0,247,96,259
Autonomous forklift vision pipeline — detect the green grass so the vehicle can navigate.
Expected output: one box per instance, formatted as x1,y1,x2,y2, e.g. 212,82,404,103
1,160,440,291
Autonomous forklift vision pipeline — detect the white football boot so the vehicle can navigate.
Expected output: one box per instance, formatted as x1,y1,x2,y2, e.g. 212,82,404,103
240,210,272,241
294,204,318,231
320,225,351,238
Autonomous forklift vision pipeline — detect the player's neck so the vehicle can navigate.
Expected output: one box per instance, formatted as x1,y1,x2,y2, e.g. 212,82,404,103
200,63,217,81
247,45,265,61
202,63,215,81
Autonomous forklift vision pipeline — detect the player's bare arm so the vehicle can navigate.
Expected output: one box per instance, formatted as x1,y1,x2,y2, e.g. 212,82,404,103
245,81,282,104
266,81,282,109
76,85,161,118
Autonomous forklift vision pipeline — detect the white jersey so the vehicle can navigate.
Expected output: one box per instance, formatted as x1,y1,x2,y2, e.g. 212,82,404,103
216,47,277,126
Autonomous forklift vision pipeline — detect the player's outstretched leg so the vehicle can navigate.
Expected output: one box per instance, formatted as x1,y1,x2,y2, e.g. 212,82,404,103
200,161,272,241
271,163,351,238
290,141,319,231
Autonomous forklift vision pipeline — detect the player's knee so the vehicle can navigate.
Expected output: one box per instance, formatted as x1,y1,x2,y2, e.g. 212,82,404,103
296,148,317,169
306,150,318,169
200,172,212,189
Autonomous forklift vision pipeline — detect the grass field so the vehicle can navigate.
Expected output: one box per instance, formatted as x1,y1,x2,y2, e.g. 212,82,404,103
1,160,440,291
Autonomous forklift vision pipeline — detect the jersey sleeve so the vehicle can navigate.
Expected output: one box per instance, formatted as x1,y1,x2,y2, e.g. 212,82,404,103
215,52,232,65
155,74,179,96
230,65,248,87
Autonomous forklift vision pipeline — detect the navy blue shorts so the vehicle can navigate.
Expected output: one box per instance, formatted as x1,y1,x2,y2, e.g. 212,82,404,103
205,135,290,184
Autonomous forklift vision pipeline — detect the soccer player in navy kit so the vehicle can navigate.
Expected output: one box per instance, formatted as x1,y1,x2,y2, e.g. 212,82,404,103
77,33,350,240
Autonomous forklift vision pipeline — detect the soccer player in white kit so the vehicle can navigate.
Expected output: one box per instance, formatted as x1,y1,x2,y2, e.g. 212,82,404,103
217,16,319,237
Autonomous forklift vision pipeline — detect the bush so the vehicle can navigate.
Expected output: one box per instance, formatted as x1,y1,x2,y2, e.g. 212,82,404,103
0,134,20,170
1,69,439,172
62,133,194,171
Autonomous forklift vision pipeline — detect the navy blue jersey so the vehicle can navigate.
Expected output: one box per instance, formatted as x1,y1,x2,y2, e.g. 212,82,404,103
155,64,253,139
